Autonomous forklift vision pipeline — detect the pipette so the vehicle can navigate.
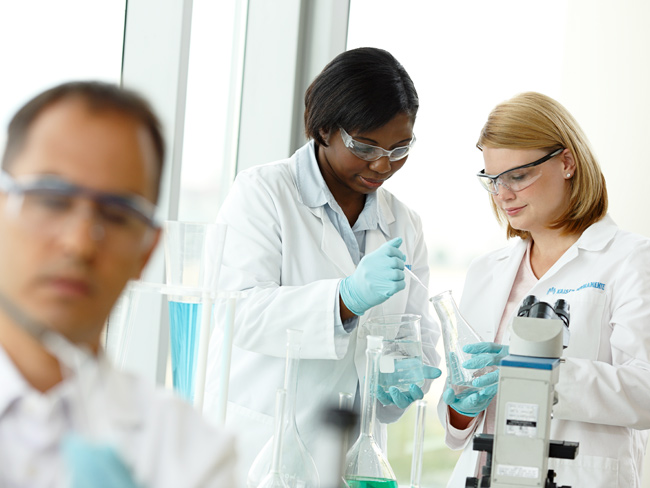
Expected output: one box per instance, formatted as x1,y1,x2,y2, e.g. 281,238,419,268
404,266,428,293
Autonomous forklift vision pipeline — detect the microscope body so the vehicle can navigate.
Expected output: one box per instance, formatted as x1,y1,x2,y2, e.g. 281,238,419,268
490,318,563,487
467,297,578,488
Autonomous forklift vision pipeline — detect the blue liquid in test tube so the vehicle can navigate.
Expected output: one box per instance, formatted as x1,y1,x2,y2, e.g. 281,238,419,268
168,301,202,402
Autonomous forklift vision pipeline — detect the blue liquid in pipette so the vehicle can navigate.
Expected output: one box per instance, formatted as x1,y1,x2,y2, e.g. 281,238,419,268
168,301,202,402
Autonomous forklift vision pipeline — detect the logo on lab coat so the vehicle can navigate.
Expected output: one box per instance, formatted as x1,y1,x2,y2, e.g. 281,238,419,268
546,281,606,295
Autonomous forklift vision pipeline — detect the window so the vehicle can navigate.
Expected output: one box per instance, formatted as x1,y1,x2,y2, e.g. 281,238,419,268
0,1,126,149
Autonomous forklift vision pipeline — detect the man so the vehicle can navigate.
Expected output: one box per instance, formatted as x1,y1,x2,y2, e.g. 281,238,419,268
0,82,237,487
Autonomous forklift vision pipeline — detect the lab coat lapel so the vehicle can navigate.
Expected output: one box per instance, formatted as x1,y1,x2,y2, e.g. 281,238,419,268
476,240,527,341
312,206,356,277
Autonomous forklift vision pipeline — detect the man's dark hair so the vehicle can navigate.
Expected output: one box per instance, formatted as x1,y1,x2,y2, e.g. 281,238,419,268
304,47,419,146
2,81,165,201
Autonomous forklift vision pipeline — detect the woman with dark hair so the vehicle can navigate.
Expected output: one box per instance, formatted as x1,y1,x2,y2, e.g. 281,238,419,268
204,47,441,483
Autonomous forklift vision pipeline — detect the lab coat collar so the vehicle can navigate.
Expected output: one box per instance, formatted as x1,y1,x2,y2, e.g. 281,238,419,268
294,139,394,233
295,140,328,209
0,344,142,427
573,214,618,252
0,344,31,420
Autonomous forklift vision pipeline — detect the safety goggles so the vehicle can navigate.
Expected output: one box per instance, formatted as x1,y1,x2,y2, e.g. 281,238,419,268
476,148,564,194
340,127,416,162
0,170,159,252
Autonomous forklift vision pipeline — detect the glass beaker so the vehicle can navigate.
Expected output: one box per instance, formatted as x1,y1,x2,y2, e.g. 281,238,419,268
363,314,423,394
258,389,290,488
248,330,319,488
163,221,225,402
430,290,486,399
343,335,398,488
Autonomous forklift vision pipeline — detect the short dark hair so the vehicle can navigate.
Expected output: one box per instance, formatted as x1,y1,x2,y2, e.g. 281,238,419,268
2,81,165,201
304,47,419,146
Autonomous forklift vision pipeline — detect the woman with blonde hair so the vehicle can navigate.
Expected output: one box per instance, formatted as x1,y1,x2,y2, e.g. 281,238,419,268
440,92,650,487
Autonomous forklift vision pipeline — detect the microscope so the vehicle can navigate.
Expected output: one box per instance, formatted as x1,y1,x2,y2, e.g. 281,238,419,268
466,296,579,488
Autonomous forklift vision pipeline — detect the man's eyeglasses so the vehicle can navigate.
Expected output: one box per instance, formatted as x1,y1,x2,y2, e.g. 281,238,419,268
0,171,159,252
476,148,564,195
340,127,416,162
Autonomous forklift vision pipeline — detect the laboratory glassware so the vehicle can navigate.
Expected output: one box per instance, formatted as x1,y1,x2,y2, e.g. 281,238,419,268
409,400,427,488
163,221,226,403
430,290,487,398
258,389,290,488
248,330,320,488
363,314,424,394
343,335,398,488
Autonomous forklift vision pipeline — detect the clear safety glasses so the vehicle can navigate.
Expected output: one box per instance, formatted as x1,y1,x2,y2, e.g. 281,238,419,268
476,148,564,195
0,170,159,252
340,127,416,162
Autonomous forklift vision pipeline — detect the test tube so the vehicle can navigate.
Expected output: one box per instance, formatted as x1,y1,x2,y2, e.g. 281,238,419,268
410,400,427,488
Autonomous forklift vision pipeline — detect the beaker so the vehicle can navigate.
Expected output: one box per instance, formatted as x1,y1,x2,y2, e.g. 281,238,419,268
248,330,320,488
363,314,423,394
163,221,226,402
430,290,486,398
343,335,398,488
258,389,290,488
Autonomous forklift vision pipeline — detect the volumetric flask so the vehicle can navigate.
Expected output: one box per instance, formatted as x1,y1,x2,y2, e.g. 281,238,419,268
363,314,423,394
258,389,290,488
344,336,398,488
248,330,319,488
430,290,485,399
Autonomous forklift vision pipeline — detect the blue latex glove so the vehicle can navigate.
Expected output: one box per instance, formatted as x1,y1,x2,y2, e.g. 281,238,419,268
443,376,499,417
442,342,508,417
62,434,143,488
340,237,406,316
376,364,442,409
462,342,510,370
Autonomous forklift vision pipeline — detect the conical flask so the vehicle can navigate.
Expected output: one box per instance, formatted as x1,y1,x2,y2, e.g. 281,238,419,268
343,335,398,488
258,389,290,488
248,329,320,488
430,290,489,399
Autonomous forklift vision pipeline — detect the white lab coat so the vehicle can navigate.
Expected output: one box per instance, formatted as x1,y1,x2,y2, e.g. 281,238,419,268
203,141,440,484
439,215,650,488
0,345,237,488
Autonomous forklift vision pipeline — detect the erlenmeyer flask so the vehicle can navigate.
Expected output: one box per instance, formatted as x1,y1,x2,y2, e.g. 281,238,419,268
248,330,320,488
430,290,489,399
258,389,290,488
343,335,398,488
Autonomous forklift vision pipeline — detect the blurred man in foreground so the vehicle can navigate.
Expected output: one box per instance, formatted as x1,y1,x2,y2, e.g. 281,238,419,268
0,81,237,487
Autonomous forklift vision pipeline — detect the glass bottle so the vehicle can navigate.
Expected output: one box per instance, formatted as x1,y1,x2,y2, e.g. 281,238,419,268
430,290,489,399
258,389,290,488
248,329,319,488
343,335,397,488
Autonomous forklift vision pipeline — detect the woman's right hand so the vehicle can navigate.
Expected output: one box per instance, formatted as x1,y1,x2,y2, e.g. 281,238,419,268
339,237,406,316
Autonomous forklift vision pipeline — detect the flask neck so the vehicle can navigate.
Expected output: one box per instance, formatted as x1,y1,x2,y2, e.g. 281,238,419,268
284,343,300,419
359,347,381,438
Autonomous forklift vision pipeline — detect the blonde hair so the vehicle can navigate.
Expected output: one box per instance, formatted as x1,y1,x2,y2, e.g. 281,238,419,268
477,92,607,239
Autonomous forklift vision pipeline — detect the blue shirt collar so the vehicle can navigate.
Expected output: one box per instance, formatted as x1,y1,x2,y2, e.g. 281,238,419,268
295,140,389,234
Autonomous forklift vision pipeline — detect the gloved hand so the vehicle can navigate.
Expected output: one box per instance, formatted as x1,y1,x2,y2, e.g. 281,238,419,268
442,342,509,417
62,434,143,488
462,342,509,370
376,364,442,409
340,237,406,316
443,375,499,417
